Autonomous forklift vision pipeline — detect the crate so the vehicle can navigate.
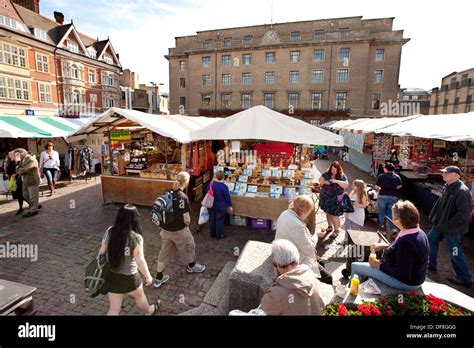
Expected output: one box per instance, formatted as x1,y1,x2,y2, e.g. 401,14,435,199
230,215,248,227
250,218,270,229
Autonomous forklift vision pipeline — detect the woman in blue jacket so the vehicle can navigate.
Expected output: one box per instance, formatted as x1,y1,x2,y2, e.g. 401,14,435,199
207,171,233,240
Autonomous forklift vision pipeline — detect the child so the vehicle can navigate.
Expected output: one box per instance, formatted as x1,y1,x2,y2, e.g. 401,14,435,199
341,179,369,244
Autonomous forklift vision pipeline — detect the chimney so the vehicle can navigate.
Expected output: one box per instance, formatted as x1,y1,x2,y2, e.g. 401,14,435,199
12,0,40,14
54,11,64,25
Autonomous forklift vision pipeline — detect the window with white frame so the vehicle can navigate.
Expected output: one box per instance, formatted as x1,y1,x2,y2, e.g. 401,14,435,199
222,73,231,86
103,75,115,86
0,16,29,33
339,28,350,38
179,60,186,72
36,53,49,73
290,31,301,42
223,37,232,47
265,71,275,85
0,76,29,100
312,70,324,84
88,50,97,59
202,94,211,109
241,93,251,109
72,89,83,104
221,94,231,109
288,93,299,109
222,55,231,66
202,74,211,86
105,95,117,108
265,52,275,64
290,51,300,63
335,92,347,110
314,29,325,40
203,39,213,49
243,36,253,45
34,28,47,41
264,93,274,109
202,56,211,68
71,64,80,79
336,69,349,83
339,48,350,61
311,92,322,110
88,69,96,83
313,49,324,62
38,83,52,103
374,70,383,84
375,48,385,62
0,43,27,67
67,41,79,53
242,53,252,65
104,54,113,65
289,71,300,84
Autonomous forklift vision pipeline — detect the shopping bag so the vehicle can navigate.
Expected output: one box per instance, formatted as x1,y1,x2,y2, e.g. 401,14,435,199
198,206,209,225
0,177,9,193
9,176,17,192
201,181,214,208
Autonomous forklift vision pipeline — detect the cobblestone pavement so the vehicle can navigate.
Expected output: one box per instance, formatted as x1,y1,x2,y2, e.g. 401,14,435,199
0,156,472,315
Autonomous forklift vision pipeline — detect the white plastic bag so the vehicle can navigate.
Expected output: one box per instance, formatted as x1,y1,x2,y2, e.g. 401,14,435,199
198,206,209,225
0,178,9,194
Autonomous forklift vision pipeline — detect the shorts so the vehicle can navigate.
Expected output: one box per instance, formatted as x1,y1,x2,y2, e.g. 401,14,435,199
104,271,142,294
158,226,196,265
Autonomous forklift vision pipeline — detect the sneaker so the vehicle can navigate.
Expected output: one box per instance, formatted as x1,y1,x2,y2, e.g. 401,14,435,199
153,274,170,288
447,277,472,288
187,263,206,273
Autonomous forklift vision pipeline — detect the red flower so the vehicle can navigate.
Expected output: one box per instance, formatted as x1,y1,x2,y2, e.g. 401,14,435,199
338,304,347,316
450,313,459,317
430,305,440,314
371,306,382,316
385,310,393,316
409,290,418,296
399,302,406,307
357,305,372,316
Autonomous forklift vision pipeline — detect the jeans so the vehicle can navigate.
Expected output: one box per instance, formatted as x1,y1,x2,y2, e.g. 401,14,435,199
377,195,398,231
43,168,58,185
428,226,472,283
351,262,422,291
209,208,227,239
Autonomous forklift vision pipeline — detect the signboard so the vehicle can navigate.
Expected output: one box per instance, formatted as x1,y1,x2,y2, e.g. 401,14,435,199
110,131,132,141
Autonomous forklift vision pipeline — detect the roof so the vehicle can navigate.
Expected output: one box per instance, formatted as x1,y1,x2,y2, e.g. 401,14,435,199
0,115,89,138
189,105,344,146
338,115,421,134
67,108,222,144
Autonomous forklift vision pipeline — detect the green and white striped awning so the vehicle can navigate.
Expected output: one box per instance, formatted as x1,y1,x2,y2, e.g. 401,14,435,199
0,116,89,138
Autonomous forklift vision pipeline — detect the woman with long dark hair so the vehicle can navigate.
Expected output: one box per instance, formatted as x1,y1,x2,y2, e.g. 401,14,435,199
318,161,349,237
99,204,159,315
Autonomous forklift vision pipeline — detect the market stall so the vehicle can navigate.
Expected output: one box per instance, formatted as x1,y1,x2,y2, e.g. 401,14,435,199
67,108,220,206
190,105,344,232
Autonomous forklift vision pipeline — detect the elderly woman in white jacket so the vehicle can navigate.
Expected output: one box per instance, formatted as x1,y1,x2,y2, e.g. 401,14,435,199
275,195,333,285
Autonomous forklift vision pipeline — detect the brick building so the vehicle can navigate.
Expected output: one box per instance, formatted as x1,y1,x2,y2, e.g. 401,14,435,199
0,0,122,117
167,16,409,123
429,68,474,115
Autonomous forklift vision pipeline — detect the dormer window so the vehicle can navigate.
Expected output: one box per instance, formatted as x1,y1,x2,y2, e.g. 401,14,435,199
88,50,96,59
34,28,47,41
67,41,79,53
104,54,113,65
0,15,29,33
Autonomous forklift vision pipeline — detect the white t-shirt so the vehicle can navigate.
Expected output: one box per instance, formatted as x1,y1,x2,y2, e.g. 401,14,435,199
346,193,365,227
40,150,60,170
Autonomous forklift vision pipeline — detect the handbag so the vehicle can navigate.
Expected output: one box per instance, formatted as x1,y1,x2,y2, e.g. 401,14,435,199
201,181,214,208
84,230,111,298
339,193,355,213
9,176,17,192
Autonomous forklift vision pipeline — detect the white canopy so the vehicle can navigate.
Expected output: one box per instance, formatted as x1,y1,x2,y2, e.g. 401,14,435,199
0,115,88,138
339,115,421,134
189,105,344,146
378,112,474,141
67,108,221,143
324,118,369,130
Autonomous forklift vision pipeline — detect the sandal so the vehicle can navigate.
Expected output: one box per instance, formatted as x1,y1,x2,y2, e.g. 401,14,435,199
150,299,161,316
329,229,339,239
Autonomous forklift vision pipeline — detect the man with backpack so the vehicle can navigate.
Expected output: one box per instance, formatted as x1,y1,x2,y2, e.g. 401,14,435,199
153,172,206,288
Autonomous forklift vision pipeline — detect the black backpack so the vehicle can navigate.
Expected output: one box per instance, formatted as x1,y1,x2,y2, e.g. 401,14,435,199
151,190,177,227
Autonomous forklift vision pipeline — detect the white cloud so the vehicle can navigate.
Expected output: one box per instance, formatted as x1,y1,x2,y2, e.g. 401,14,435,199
41,0,473,93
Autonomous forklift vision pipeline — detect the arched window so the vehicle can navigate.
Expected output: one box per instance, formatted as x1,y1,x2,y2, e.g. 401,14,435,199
73,89,81,104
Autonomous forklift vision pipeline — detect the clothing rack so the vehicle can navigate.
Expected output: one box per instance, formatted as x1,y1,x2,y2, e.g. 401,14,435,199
66,146,95,183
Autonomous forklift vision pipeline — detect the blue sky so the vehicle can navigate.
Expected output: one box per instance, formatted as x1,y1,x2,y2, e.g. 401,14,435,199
40,0,473,93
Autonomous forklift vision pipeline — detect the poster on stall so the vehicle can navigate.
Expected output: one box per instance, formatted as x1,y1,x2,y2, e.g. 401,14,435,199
399,137,411,168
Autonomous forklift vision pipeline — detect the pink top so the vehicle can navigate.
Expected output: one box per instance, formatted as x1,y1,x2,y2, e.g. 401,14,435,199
395,227,421,241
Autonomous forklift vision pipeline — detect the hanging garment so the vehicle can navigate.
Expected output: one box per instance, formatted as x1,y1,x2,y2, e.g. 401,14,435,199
193,142,200,176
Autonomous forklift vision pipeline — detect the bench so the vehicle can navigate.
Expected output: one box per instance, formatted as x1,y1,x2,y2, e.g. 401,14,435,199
0,279,37,316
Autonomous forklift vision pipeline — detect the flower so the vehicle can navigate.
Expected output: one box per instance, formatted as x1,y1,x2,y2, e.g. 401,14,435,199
338,304,347,316
385,310,393,316
409,290,418,296
430,305,440,314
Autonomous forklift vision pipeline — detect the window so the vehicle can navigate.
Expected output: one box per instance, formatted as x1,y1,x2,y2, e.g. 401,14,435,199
289,71,300,84
243,36,253,45
336,69,349,83
311,92,322,110
290,31,301,42
72,89,82,104
265,71,275,85
0,15,28,33
71,64,80,80
372,93,381,109
242,53,252,65
104,54,113,65
312,70,324,84
203,39,213,49
0,76,29,100
466,103,471,113
223,37,232,47
313,49,324,62
38,83,52,103
375,48,385,61
34,28,47,41
88,50,96,59
222,73,231,86
202,56,211,68
335,92,347,110
202,74,211,86
88,69,96,83
288,93,299,109
0,43,27,67
90,94,97,103
222,55,231,66
265,52,275,64
202,94,211,109
339,48,350,61
180,78,186,88
179,61,186,72
103,75,115,86
241,93,251,109
374,70,383,84
67,41,79,54
290,51,300,63
340,28,350,38
314,30,325,40
264,93,274,109
242,72,252,85
221,94,231,109
36,53,48,73
105,96,117,108
179,96,186,109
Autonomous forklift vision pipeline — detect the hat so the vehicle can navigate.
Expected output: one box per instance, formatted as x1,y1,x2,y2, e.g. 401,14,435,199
440,166,461,175
384,162,396,171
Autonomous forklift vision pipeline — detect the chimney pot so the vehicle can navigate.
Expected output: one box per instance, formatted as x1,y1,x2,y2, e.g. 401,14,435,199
54,11,64,25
